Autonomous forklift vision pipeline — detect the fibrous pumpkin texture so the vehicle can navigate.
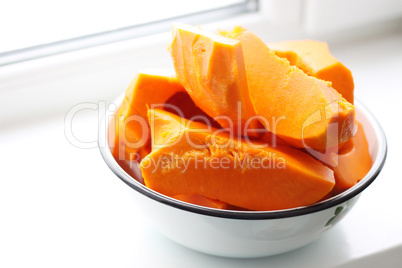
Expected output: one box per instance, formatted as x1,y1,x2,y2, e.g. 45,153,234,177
170,23,261,135
140,109,335,211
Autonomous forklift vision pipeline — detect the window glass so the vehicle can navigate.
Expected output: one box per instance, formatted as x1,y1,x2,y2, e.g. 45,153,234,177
0,0,252,54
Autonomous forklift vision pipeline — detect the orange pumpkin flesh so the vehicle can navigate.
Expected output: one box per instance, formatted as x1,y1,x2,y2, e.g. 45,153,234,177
163,91,222,130
140,109,335,211
108,24,372,210
173,194,228,209
221,27,356,151
113,99,151,161
332,122,372,194
170,23,261,135
268,40,355,104
111,69,185,161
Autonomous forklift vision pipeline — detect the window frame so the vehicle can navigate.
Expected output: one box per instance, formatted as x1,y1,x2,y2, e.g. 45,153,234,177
0,0,258,66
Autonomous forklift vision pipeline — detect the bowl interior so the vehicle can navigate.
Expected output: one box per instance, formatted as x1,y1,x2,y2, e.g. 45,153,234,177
98,100,387,219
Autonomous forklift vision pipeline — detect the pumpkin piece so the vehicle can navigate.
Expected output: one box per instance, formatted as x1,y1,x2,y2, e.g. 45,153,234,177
169,23,260,135
113,99,151,161
111,69,185,161
332,122,372,194
258,131,289,148
163,91,222,130
122,69,186,120
268,40,354,103
302,144,339,169
222,27,356,151
140,109,335,211
173,194,228,209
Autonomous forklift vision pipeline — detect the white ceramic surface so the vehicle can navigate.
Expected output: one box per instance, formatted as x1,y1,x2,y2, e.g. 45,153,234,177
132,190,359,258
99,101,387,258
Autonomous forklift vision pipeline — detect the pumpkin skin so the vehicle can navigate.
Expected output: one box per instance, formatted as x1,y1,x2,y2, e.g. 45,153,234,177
140,109,335,211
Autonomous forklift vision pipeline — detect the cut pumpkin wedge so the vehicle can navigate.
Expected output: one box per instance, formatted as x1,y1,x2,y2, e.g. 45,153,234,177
170,23,261,135
140,109,335,211
111,69,185,161
332,122,372,194
268,40,355,103
221,27,356,150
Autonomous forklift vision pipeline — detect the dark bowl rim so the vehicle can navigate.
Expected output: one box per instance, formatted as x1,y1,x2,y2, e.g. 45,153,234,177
98,99,387,220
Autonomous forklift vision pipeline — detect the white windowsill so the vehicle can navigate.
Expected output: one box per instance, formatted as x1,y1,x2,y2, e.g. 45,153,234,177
1,11,402,268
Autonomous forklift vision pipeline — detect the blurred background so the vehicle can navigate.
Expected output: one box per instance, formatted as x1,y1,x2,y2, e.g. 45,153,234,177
1,0,402,124
1,1,401,267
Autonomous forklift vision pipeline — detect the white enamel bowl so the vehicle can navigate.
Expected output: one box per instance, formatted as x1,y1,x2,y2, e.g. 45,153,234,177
99,100,387,258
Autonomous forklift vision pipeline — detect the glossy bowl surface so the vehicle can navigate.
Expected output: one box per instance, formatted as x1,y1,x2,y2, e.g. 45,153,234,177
99,100,387,258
